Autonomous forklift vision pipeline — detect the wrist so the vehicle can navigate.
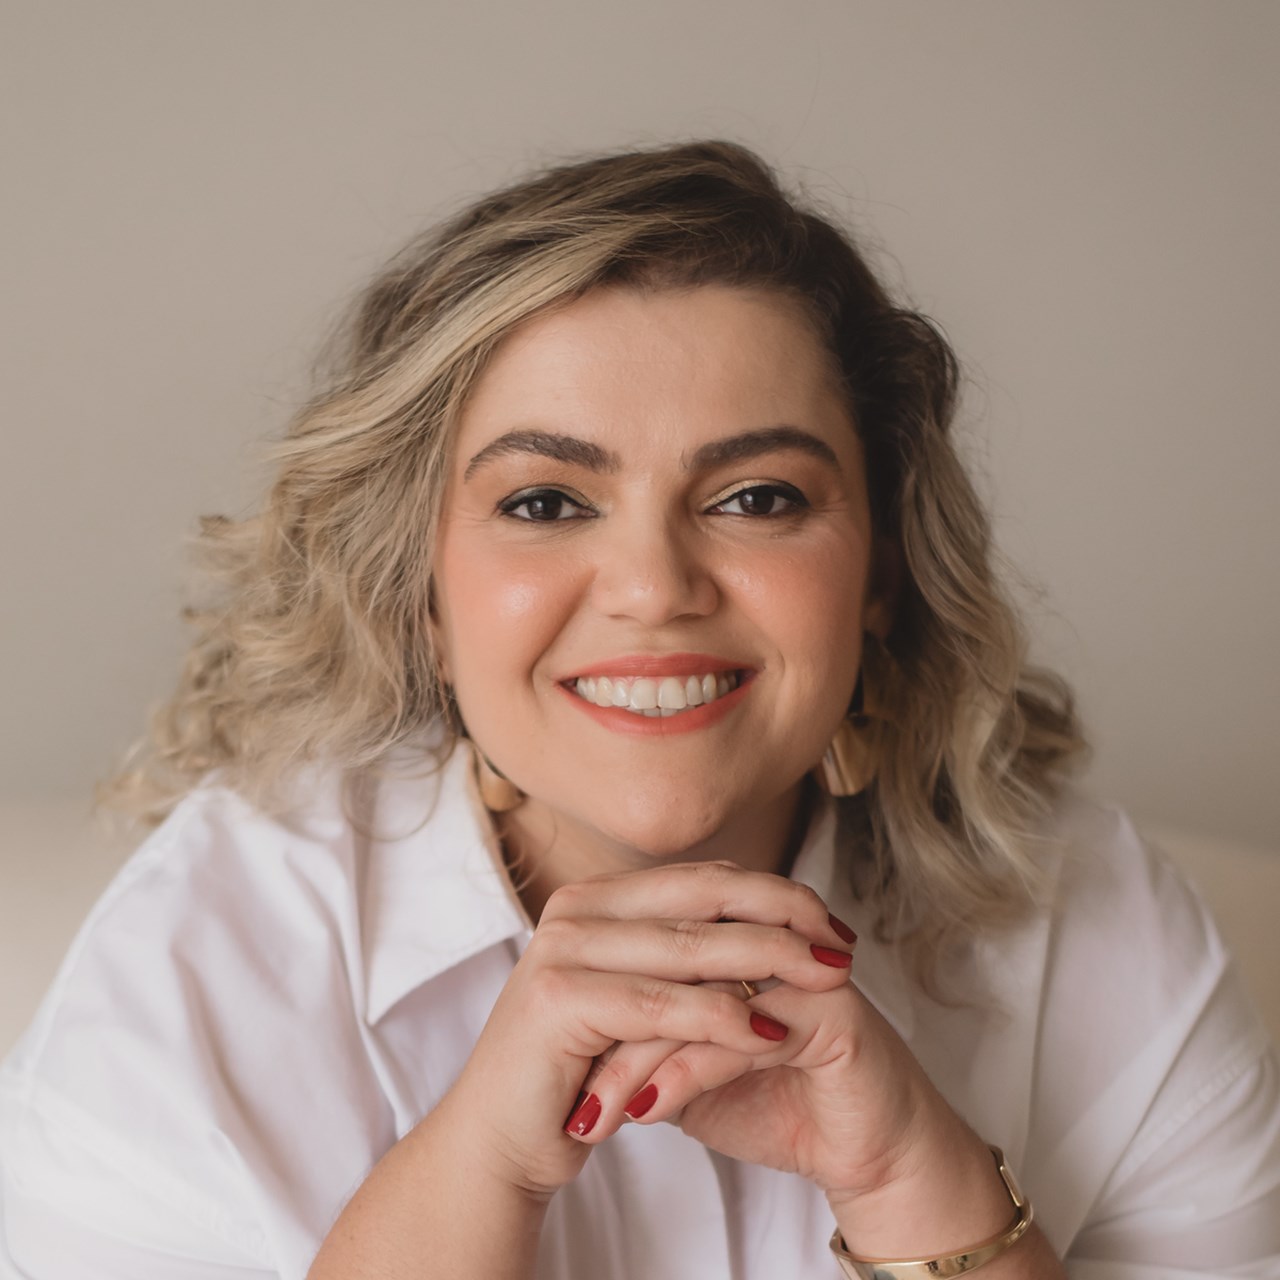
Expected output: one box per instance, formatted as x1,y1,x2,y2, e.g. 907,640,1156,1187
829,1145,1034,1279
827,1125,1013,1264
420,1087,561,1209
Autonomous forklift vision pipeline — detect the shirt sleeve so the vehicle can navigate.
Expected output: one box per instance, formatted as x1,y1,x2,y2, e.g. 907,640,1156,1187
1036,807,1280,1277
1,1074,278,1280
0,784,393,1280
1063,1040,1280,1277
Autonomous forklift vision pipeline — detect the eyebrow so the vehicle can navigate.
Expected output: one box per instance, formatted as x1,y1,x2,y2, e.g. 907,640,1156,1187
687,426,841,473
463,423,841,481
464,430,621,480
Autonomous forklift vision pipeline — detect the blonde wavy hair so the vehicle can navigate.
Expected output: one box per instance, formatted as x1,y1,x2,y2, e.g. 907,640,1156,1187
102,140,1085,981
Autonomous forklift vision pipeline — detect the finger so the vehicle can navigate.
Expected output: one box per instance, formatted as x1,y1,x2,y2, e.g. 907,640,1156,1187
557,976,791,1142
621,1040,762,1129
532,915,853,992
567,1035,684,1141
568,976,755,1128
541,861,857,951
543,968,793,1066
590,982,859,1135
563,979,781,1144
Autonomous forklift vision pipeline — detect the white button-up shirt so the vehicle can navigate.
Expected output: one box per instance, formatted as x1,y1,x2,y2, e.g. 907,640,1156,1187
2,745,1278,1278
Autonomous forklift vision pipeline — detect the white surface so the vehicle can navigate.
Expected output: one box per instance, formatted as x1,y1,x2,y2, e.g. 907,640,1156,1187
1,2,1278,847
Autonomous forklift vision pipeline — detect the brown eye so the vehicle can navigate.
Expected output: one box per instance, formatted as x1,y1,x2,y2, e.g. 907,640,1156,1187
526,494,563,520
711,483,808,517
498,487,593,522
739,488,777,515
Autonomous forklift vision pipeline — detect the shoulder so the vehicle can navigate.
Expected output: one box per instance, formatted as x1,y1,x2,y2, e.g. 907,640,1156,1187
1042,791,1223,960
10,743,473,1067
1018,791,1280,1262
1036,791,1241,1028
1030,788,1266,1065
12,769,363,1072
0,748,468,1269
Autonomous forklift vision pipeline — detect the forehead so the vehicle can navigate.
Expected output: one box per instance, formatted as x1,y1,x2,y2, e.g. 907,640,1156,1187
453,285,853,455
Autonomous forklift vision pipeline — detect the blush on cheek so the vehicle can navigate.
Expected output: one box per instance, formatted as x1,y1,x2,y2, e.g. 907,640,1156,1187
440,555,571,691
491,579,549,622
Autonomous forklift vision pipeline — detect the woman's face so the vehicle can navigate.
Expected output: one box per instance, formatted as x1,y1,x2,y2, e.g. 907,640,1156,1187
431,285,892,867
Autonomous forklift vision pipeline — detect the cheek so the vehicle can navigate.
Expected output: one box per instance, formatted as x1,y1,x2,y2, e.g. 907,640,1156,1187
434,536,581,682
727,543,869,664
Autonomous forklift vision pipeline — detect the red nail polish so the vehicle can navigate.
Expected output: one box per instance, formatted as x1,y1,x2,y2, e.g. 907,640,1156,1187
812,943,853,968
750,1011,789,1041
623,1083,659,1119
828,912,858,945
565,1092,601,1136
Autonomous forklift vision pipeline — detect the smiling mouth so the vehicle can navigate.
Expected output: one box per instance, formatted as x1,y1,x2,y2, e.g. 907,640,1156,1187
569,671,744,718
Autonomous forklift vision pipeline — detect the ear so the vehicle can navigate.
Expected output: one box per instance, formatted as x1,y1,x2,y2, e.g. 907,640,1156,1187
862,536,902,641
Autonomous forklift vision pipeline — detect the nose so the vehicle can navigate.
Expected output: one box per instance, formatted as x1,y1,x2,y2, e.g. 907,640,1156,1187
588,509,719,626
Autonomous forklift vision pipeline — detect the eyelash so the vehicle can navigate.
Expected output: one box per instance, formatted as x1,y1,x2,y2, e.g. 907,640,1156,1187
497,488,595,522
497,482,809,523
708,482,809,518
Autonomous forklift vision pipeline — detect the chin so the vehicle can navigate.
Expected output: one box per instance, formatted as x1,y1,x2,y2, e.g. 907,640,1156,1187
589,795,731,862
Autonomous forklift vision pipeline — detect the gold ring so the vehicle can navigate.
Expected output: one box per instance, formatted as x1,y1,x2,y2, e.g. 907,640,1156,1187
739,980,760,1000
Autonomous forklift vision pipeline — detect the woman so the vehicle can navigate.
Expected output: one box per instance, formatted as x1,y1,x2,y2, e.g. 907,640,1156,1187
2,142,1276,1278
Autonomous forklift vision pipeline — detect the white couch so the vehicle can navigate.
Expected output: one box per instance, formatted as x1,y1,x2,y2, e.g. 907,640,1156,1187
3,804,1277,1056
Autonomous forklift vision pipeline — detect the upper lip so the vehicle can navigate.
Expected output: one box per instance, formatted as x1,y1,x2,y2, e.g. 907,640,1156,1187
561,653,751,680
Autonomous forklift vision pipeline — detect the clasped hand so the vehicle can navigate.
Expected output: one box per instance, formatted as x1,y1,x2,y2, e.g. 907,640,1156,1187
449,860,969,1214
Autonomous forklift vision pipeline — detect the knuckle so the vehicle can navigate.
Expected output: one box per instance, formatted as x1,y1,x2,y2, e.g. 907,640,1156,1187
593,1054,638,1094
791,882,827,920
635,979,675,1025
533,915,580,955
768,924,799,964
659,1051,700,1093
693,859,738,886
542,881,585,919
669,916,712,959
527,963,574,1011
710,990,746,1035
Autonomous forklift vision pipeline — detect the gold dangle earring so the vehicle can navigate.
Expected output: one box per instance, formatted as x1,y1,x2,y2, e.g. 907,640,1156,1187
819,634,899,798
472,746,524,813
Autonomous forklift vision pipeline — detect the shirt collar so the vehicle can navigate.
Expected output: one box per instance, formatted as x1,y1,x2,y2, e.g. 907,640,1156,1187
360,741,531,1025
360,752,917,1039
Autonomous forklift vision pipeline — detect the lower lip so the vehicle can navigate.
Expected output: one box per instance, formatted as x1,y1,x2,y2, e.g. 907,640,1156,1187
558,674,754,736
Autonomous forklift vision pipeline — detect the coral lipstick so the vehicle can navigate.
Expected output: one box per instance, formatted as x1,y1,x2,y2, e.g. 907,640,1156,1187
558,670,754,736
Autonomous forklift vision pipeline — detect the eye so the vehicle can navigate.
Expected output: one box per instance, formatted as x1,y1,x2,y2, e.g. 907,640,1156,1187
498,487,594,522
709,483,809,517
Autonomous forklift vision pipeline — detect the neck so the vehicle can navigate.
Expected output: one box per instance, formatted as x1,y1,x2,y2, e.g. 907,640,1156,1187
496,777,819,922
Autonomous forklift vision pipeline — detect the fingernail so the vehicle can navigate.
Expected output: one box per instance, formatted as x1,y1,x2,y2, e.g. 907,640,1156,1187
623,1083,659,1119
565,1092,601,1137
828,913,858,945
812,944,853,968
750,1012,789,1041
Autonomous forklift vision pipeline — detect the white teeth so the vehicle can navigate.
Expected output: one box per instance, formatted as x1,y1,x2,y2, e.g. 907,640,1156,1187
657,676,687,710
629,678,658,710
572,669,742,716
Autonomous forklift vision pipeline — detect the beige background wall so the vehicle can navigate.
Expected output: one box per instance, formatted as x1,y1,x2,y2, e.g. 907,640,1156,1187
3,1,1277,856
